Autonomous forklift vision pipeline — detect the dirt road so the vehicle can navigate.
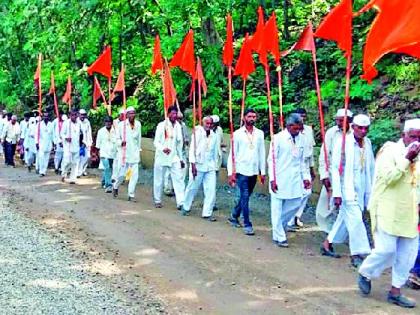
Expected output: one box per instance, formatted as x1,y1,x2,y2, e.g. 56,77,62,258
1,164,419,314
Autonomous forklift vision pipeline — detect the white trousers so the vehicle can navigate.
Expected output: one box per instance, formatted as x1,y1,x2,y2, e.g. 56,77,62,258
183,170,216,217
62,152,80,182
164,172,174,194
287,190,310,226
153,162,185,207
113,163,139,198
327,201,370,255
77,147,90,176
38,151,50,175
24,149,36,166
271,196,302,242
54,147,63,170
359,228,419,288
112,151,121,181
316,186,338,233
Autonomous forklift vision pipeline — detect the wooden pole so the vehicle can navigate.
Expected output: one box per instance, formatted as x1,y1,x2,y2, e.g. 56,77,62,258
228,65,236,176
276,63,284,130
339,52,352,175
265,66,277,186
240,78,247,126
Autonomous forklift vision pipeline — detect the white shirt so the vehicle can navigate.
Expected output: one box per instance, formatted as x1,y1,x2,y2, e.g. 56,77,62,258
301,124,315,169
96,126,117,159
214,126,224,170
154,119,184,167
78,118,93,147
2,121,21,144
52,117,66,146
189,126,218,172
19,120,30,140
61,119,82,154
36,120,53,153
227,126,266,177
117,120,141,164
24,120,37,152
268,129,310,199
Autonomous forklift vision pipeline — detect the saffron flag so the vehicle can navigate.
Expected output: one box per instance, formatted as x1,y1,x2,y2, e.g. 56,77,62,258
250,6,268,68
151,35,164,74
110,66,125,101
34,53,41,90
163,61,177,108
170,30,195,77
222,14,234,67
62,77,72,105
234,34,255,80
359,0,420,82
264,12,281,65
93,77,107,109
195,58,207,96
283,22,315,56
87,46,112,78
314,0,353,56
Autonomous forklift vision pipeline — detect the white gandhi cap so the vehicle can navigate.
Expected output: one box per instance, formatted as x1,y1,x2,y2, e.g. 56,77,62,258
126,106,135,113
335,108,353,118
79,109,87,115
404,119,420,132
353,114,371,127
211,115,220,123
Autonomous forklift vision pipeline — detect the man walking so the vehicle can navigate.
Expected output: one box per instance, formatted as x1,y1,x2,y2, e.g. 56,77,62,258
113,107,141,202
77,109,93,177
61,109,82,184
96,116,117,193
1,114,21,167
52,111,66,174
268,114,311,247
153,106,185,209
36,111,53,177
357,119,420,308
182,116,218,221
24,116,37,171
227,108,266,236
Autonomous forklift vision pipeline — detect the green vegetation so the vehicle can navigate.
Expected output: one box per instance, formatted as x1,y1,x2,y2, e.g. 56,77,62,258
0,0,418,149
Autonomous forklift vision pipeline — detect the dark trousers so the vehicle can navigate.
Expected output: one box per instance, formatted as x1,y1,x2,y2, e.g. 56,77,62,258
4,141,16,166
231,174,257,227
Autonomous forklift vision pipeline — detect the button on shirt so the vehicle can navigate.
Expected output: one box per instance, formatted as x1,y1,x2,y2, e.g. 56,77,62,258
227,126,266,177
189,126,218,172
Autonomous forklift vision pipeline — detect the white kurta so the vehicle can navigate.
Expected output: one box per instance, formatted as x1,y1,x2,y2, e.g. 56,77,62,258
2,122,21,144
77,118,93,176
24,120,37,166
183,126,219,216
60,119,81,182
52,117,66,170
19,120,29,142
36,121,53,175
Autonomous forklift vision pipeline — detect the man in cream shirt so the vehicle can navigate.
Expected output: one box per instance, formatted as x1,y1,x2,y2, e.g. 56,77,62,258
358,119,420,308
153,105,185,209
96,116,117,193
61,109,82,184
227,108,266,236
181,116,218,220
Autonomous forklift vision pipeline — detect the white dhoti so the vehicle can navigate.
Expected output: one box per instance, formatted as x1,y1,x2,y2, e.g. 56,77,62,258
54,146,64,170
153,162,185,207
77,146,90,176
359,228,419,288
327,201,370,255
271,196,302,243
113,163,139,198
62,152,80,182
38,151,50,175
316,186,337,233
287,188,311,226
163,171,174,194
183,170,216,217
111,150,121,181
24,149,36,166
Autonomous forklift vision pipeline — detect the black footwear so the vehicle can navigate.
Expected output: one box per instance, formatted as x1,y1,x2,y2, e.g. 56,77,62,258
28,166,32,172
351,256,364,268
69,181,76,185
357,274,371,295
320,244,341,258
177,205,182,211
277,240,289,248
181,209,190,216
228,217,241,228
128,196,137,202
203,216,216,222
286,225,298,233
213,205,219,211
40,174,45,177
113,189,118,198
155,203,162,208
387,293,416,308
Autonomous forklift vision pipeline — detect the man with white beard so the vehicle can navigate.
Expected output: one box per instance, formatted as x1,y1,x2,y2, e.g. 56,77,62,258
77,109,93,177
24,116,37,171
181,116,218,221
52,111,67,174
36,111,53,177
61,109,82,184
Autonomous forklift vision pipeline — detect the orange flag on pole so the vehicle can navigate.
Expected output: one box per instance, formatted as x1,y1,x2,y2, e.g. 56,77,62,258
62,76,72,109
34,54,41,91
151,35,164,74
359,0,420,82
264,12,281,65
222,14,234,67
314,0,353,56
49,72,59,119
93,76,108,109
87,46,112,78
283,22,315,56
170,30,195,77
250,6,268,68
163,61,177,109
234,34,255,80
195,57,207,96
110,66,125,101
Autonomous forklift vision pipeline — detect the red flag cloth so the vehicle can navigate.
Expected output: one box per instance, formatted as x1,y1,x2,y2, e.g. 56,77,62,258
222,14,234,67
170,30,195,77
163,61,177,108
87,46,112,78
359,0,420,82
250,6,268,68
234,33,256,80
93,76,107,109
283,22,315,56
110,66,125,101
195,57,207,96
34,54,41,90
264,12,281,65
314,0,353,56
62,77,72,105
151,35,164,74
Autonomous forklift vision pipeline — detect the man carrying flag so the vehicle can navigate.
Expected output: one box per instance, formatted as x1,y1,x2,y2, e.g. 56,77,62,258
52,110,67,174
61,109,82,184
36,111,53,177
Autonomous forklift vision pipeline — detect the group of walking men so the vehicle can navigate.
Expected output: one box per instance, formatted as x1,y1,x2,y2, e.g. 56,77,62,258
1,104,419,308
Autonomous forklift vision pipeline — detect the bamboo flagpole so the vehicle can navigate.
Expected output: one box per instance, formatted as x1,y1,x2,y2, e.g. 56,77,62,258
339,53,352,175
264,65,277,188
227,65,236,176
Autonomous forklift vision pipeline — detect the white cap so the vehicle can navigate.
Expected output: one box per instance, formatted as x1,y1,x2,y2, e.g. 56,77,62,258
119,108,125,115
353,114,371,127
335,108,353,118
211,115,220,123
126,106,135,113
29,117,36,124
404,119,420,132
79,109,87,115
62,114,68,121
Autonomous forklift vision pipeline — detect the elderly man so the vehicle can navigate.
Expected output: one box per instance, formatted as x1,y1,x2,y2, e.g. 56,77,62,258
268,114,311,247
182,116,219,220
24,116,37,171
1,114,21,167
357,119,420,308
52,111,67,174
111,108,125,183
322,114,375,267
227,108,266,236
36,111,53,177
317,109,353,235
77,109,93,177
153,105,185,209
61,109,82,184
211,114,225,211
96,116,117,193
113,107,141,202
